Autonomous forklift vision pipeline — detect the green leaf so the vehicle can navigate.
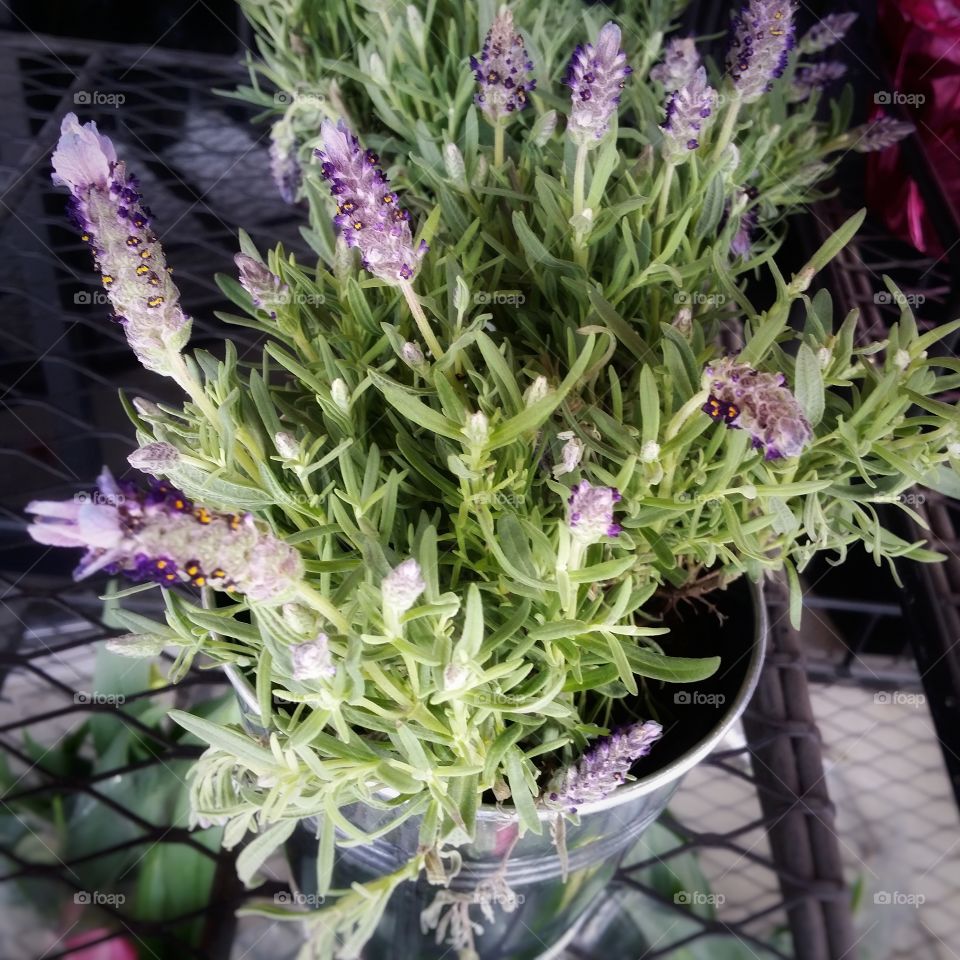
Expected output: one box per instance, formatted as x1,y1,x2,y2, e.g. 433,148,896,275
236,819,298,886
794,343,825,426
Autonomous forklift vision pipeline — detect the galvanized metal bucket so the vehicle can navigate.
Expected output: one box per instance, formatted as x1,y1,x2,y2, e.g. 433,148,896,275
285,581,768,960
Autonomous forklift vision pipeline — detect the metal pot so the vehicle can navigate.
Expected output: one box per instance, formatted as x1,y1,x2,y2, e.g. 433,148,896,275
285,580,768,960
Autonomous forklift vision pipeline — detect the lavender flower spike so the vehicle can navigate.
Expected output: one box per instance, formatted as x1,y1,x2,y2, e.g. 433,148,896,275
789,62,847,103
548,721,663,811
315,120,427,284
25,469,303,601
799,13,857,55
565,22,632,146
269,116,301,204
471,7,536,125
382,558,427,615
235,253,288,318
650,37,701,93
726,1,797,103
702,357,812,460
566,481,622,544
51,114,190,376
661,67,718,160
850,116,915,153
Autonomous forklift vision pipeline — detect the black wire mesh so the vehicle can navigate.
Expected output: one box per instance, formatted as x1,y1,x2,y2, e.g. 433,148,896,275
2,25,957,960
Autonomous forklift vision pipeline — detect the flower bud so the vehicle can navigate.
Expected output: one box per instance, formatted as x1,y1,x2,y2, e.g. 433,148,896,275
128,442,180,476
382,558,427,615
331,378,350,412
274,430,300,460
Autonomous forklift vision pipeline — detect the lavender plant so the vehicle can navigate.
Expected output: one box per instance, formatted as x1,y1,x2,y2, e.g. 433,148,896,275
28,3,954,957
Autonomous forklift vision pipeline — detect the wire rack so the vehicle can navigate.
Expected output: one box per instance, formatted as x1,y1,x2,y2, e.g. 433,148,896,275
1,27,957,960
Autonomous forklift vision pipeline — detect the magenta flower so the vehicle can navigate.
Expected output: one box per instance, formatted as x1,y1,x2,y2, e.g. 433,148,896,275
650,37,701,93
726,1,797,103
661,67,717,158
315,120,427,284
565,22,632,145
566,481,622,544
799,12,857,55
548,721,662,811
470,8,535,124
26,469,303,601
702,357,812,460
51,114,190,376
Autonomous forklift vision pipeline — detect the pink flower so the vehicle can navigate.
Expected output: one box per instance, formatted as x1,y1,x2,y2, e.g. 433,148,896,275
62,929,138,960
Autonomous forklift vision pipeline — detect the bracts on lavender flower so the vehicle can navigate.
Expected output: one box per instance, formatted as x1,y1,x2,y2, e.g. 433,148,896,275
471,7,535,126
661,67,717,160
726,1,797,103
315,120,427,284
547,721,663,812
565,22,632,146
52,114,190,376
702,357,812,460
25,468,303,602
650,37,701,93
235,253,288,318
566,481,622,544
269,116,301,204
798,12,857,55
789,62,847,103
848,115,916,153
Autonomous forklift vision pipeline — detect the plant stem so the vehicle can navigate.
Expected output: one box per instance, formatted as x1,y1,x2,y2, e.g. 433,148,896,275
494,123,505,167
656,162,675,228
297,582,350,633
400,281,444,361
711,96,742,160
572,142,588,221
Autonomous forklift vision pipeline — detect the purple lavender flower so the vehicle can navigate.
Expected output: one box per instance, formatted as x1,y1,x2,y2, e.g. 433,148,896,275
315,120,427,284
291,633,336,681
730,206,758,258
726,1,797,103
25,469,303,601
565,22,632,145
799,12,857,55
661,67,718,159
382,558,427,615
650,37,701,93
850,116,915,153
51,114,190,376
235,253,288,318
789,61,847,102
702,357,812,460
566,481,622,544
548,721,662,811
470,8,535,125
269,117,301,204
